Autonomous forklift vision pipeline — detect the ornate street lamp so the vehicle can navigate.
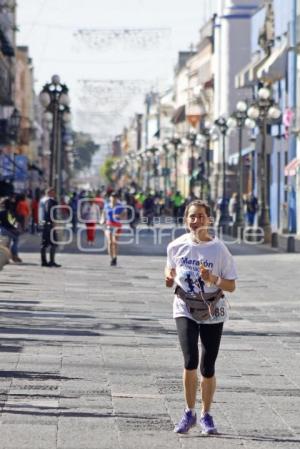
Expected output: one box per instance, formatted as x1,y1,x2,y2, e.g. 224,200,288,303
146,145,160,191
170,135,182,192
161,140,172,201
213,117,232,231
227,100,256,234
247,85,281,241
197,120,214,203
185,131,198,196
40,75,70,198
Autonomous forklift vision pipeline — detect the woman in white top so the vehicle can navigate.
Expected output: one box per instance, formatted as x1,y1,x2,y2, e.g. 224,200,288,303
165,200,237,435
82,198,100,246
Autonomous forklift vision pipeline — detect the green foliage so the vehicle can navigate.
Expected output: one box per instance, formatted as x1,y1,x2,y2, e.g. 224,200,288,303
100,157,117,183
73,131,100,172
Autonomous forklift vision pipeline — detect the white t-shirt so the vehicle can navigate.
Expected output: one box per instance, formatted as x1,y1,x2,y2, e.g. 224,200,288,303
166,233,237,324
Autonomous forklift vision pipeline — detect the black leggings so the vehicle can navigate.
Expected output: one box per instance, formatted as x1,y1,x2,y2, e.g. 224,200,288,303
175,317,223,378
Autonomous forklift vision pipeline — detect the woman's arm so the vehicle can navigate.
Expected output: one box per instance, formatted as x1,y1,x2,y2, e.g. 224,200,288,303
200,265,236,292
165,266,176,288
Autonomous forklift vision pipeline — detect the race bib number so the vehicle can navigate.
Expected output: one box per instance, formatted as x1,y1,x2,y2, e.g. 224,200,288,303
205,297,229,323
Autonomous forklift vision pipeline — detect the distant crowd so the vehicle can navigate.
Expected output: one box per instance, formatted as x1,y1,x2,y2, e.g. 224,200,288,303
0,185,259,265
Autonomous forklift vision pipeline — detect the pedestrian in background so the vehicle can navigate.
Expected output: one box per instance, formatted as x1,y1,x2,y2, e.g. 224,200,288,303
165,199,237,435
40,187,61,267
15,193,30,232
0,198,22,263
31,189,40,234
171,190,185,225
102,191,124,266
228,192,238,224
246,193,258,226
82,196,99,246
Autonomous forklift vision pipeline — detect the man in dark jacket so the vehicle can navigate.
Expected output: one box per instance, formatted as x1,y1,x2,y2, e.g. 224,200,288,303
40,187,61,267
0,198,22,263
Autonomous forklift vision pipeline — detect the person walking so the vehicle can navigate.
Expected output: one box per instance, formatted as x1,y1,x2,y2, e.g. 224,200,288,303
165,199,237,435
0,198,22,263
102,191,124,266
15,193,30,232
40,187,61,267
82,196,100,246
246,193,258,226
171,190,185,225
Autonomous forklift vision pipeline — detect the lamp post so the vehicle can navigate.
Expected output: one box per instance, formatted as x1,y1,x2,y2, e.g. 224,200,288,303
247,85,281,241
161,140,171,201
186,131,197,196
136,153,144,189
170,135,182,192
197,121,213,203
146,145,160,192
227,100,256,233
213,117,231,232
7,107,21,183
39,75,70,199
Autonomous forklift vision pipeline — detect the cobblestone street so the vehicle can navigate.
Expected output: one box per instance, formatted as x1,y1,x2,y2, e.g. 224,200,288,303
0,235,299,448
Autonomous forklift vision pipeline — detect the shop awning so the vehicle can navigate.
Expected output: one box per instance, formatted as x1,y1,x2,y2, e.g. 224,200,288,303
256,42,288,82
235,53,269,88
284,157,300,177
228,146,254,165
171,105,186,124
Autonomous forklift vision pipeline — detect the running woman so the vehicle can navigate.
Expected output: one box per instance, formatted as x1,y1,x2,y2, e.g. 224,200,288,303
102,192,124,266
165,200,237,435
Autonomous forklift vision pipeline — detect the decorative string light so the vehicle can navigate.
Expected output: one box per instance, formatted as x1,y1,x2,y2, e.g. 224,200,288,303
73,27,171,51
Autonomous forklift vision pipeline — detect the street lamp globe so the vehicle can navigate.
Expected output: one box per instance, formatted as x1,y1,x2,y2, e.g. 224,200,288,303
236,100,247,112
209,125,219,141
258,86,271,100
59,93,70,106
62,111,72,123
51,74,61,85
204,119,212,129
247,105,260,120
39,91,51,107
44,111,53,122
226,127,235,137
267,106,282,120
226,117,237,129
245,118,256,129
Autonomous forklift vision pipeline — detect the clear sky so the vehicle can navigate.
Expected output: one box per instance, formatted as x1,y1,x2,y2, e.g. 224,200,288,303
17,0,218,142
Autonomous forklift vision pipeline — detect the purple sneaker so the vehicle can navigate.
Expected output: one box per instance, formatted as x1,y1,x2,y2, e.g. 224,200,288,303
174,409,197,433
200,413,217,434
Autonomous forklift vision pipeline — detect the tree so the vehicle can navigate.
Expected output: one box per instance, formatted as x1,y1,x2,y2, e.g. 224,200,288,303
73,131,100,172
100,157,118,183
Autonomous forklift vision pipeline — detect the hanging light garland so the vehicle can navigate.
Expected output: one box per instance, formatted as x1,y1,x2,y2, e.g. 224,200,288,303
78,79,153,96
73,27,171,51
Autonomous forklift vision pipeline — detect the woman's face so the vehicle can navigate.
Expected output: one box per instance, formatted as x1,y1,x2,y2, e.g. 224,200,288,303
186,205,210,233
110,195,117,205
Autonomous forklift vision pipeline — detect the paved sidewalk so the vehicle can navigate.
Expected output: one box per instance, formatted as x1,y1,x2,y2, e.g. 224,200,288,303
0,248,300,449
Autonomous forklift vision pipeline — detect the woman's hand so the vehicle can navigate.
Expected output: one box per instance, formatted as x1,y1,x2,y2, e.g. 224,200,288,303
200,264,217,285
165,267,176,288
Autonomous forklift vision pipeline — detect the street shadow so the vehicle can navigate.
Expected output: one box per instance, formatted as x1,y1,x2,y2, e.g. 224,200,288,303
0,344,22,353
0,325,102,337
186,432,300,444
0,370,80,381
224,329,300,338
93,320,177,336
0,300,40,304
